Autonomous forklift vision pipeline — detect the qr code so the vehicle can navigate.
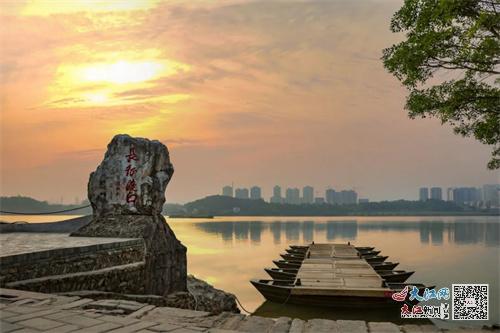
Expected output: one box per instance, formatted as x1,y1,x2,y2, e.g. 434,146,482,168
452,284,488,320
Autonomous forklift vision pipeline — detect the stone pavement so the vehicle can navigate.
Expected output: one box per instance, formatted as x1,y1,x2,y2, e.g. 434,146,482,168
0,288,496,333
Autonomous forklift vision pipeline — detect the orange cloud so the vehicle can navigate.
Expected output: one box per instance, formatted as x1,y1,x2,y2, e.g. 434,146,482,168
0,0,496,204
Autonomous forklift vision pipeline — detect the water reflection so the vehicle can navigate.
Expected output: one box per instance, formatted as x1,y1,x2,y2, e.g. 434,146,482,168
195,219,499,246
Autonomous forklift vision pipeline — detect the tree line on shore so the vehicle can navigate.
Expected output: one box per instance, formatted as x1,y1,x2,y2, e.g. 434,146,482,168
1,195,497,217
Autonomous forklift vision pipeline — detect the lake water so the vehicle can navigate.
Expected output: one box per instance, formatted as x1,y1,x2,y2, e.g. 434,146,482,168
1,215,498,328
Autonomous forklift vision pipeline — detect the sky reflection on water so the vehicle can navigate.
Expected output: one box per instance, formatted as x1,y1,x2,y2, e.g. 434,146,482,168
169,216,499,328
192,218,499,246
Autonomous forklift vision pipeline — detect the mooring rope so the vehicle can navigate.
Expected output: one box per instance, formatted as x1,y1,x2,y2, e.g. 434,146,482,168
0,204,91,215
234,295,253,315
281,290,292,306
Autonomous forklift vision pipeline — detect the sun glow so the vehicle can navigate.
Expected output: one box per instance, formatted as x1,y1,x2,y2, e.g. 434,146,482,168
85,92,109,104
21,0,162,16
81,61,166,84
48,55,191,108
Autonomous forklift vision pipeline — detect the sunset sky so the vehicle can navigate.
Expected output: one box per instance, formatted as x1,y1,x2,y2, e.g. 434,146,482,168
0,0,497,204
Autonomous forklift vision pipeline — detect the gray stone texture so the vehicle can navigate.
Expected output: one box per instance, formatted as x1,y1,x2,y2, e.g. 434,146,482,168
165,275,238,314
88,134,173,217
0,240,144,285
71,134,187,296
0,286,497,333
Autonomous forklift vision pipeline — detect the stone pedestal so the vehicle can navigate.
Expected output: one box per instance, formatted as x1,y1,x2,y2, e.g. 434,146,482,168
71,134,187,295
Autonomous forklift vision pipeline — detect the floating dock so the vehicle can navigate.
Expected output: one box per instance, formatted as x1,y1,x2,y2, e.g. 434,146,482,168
252,243,426,308
289,244,387,295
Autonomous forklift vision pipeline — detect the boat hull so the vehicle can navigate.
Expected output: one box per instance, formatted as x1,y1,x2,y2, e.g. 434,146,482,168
364,255,389,264
265,268,297,280
273,260,301,269
280,253,305,261
372,262,399,271
379,270,414,283
251,280,400,308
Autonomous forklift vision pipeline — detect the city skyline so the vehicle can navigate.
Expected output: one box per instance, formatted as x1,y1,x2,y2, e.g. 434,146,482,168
220,183,500,207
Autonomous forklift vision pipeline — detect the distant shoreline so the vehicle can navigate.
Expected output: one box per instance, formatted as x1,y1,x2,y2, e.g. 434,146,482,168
1,212,499,221
1,214,497,234
2,195,498,219
168,212,500,217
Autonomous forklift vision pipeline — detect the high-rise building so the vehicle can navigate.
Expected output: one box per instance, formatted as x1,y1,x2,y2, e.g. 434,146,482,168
314,197,325,204
483,184,500,207
326,189,358,205
430,187,442,200
250,186,262,200
419,187,429,201
452,187,481,205
325,189,335,204
285,188,300,204
302,186,314,204
340,190,357,205
270,185,282,203
222,185,233,197
446,187,454,201
235,188,249,199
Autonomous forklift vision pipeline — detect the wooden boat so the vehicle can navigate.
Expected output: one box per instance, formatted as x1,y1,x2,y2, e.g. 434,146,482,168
280,253,305,261
255,244,427,309
289,245,375,252
362,250,380,256
363,255,389,264
378,270,414,283
265,268,298,280
289,245,309,250
265,267,414,284
371,262,399,271
273,260,301,269
282,250,381,261
356,246,375,252
285,248,305,254
250,279,431,308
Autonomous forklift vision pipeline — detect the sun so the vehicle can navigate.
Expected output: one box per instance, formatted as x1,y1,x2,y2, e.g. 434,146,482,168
48,55,191,108
81,61,166,84
85,92,108,104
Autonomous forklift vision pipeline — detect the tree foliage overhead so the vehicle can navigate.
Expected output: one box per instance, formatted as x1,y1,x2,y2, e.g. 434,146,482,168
382,0,499,169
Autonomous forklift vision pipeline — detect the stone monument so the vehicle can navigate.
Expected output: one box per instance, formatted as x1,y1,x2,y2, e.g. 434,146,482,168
72,134,187,295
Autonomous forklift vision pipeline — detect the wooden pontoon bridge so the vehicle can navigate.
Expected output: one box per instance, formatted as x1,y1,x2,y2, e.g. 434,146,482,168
251,243,426,308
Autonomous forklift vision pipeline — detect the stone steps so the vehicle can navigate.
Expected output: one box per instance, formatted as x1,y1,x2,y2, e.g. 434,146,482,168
5,262,145,294
0,238,145,285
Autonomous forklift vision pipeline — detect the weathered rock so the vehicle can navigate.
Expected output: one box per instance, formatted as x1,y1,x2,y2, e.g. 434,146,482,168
87,134,174,217
71,134,187,296
165,275,239,314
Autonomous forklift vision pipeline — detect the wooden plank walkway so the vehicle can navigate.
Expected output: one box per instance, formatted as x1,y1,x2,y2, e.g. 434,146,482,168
294,244,388,295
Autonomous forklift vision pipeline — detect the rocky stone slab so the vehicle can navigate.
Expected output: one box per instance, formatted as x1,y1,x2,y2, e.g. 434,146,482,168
236,315,275,332
71,135,187,296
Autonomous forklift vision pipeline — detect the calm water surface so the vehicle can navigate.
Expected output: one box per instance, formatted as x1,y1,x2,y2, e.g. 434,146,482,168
171,216,499,328
1,215,498,328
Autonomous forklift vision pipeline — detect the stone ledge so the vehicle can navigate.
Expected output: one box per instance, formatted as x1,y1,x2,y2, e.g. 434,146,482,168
0,238,143,264
1,289,497,333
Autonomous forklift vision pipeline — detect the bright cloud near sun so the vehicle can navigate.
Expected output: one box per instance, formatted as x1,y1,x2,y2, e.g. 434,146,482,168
81,61,169,84
20,0,163,16
0,0,497,204
47,54,191,108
